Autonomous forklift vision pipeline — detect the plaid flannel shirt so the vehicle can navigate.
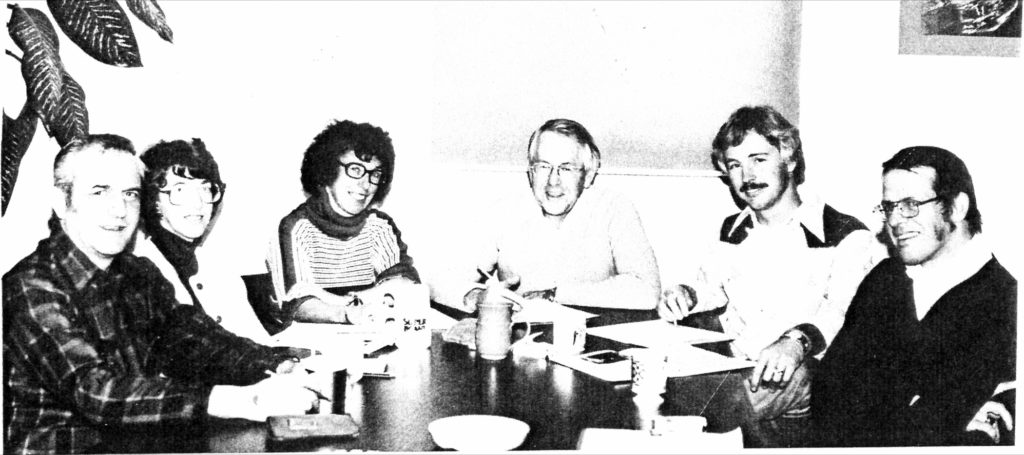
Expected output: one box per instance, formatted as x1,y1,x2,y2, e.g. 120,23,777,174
3,224,292,454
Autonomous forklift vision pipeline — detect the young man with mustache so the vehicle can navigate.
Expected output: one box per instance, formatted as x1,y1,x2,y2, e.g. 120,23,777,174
657,106,884,447
812,146,1016,446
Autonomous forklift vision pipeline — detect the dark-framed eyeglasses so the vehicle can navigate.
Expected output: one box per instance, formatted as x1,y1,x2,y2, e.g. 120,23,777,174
160,181,224,206
341,162,384,185
874,196,941,219
529,162,584,178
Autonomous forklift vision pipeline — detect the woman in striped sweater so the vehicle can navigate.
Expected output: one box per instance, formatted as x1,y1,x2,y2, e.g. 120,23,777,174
267,120,422,326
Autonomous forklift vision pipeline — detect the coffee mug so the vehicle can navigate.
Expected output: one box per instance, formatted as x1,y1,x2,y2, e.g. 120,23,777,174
552,318,587,354
627,348,668,397
476,301,513,360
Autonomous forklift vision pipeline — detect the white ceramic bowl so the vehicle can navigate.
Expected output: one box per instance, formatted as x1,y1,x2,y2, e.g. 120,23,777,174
428,415,530,451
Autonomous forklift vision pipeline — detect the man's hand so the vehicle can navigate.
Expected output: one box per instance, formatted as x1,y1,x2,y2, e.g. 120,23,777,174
966,400,1014,444
464,273,521,311
749,336,805,392
207,372,320,421
657,284,697,321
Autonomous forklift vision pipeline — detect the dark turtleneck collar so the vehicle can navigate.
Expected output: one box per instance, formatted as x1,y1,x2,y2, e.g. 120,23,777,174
150,225,199,281
301,193,372,240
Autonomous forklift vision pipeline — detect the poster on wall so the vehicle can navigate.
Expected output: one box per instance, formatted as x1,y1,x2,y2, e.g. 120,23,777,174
900,0,1021,56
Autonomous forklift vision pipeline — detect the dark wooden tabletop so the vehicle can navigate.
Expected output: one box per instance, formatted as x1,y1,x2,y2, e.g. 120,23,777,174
98,331,754,453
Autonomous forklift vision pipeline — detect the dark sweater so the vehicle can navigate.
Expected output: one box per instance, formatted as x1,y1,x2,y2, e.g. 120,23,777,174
812,257,1017,446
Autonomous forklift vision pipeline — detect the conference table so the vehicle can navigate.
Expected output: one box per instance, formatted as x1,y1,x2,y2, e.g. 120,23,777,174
98,328,755,453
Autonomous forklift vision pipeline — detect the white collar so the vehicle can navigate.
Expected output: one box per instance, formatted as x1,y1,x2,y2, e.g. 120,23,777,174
726,198,826,241
905,235,992,284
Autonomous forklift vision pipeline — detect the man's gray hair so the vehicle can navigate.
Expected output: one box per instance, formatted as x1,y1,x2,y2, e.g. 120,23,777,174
53,134,143,205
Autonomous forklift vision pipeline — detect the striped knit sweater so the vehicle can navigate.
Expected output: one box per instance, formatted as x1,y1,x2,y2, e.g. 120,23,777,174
267,202,418,314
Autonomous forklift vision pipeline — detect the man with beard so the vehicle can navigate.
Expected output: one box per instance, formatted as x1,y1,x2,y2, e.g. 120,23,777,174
812,146,1016,446
657,105,884,447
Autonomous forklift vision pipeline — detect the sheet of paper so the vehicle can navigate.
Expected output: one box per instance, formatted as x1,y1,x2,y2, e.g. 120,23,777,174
549,345,753,382
587,320,733,348
429,308,459,331
576,427,743,453
270,322,394,355
512,299,596,324
662,345,754,378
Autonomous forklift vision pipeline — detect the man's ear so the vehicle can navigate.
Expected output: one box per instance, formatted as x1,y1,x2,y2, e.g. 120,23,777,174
950,192,970,223
50,187,70,220
583,168,598,189
526,169,534,189
781,144,798,174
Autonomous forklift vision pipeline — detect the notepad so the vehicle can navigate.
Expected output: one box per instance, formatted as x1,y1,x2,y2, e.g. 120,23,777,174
587,320,733,348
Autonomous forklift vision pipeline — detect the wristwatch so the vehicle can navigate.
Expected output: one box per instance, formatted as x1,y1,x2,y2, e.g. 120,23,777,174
780,329,811,356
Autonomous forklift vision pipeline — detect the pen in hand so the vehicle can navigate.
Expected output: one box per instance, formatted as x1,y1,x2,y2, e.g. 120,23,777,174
264,369,332,402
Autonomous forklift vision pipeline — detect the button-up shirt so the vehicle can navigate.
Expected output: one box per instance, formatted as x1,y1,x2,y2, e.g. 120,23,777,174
3,222,290,454
692,200,886,359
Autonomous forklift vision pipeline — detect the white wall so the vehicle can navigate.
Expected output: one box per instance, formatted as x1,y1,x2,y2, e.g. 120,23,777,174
3,1,1021,292
799,1,1023,277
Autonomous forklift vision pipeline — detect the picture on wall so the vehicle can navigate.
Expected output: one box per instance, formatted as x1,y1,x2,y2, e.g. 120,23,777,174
900,0,1021,56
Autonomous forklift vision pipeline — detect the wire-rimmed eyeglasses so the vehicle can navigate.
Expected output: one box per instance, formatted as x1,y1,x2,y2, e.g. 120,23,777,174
341,162,384,185
529,162,584,178
874,197,941,219
160,181,224,206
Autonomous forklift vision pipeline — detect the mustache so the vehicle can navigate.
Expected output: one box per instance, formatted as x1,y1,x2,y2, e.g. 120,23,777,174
739,182,769,192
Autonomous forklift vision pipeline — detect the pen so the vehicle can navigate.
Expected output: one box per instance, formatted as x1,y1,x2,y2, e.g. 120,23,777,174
265,370,332,402
477,267,494,282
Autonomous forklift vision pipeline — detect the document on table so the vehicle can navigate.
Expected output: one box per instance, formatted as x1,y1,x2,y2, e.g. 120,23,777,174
587,320,733,347
512,299,597,324
576,426,743,453
270,322,394,355
549,344,753,382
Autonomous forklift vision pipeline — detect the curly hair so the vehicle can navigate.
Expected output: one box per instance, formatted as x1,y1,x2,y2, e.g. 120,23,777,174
139,138,224,236
711,105,805,186
300,120,395,206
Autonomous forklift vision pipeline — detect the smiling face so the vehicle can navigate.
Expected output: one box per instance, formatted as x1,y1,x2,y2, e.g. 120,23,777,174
528,131,589,220
721,133,796,213
56,149,142,268
326,150,381,217
882,167,957,267
156,172,215,241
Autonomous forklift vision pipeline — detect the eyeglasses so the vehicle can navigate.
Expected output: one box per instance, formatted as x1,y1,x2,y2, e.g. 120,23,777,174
160,181,224,206
341,162,384,185
874,196,941,219
530,162,584,178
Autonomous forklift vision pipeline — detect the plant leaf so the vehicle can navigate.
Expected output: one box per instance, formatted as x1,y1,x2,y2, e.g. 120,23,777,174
53,70,89,146
126,0,172,43
47,0,142,67
2,104,39,216
8,5,64,135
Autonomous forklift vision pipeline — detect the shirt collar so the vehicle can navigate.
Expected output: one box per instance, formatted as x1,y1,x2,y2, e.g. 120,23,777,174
905,235,992,284
47,220,104,291
726,199,826,241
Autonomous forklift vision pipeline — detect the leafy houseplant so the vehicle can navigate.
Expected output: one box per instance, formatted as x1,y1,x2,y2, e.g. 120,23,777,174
2,0,173,215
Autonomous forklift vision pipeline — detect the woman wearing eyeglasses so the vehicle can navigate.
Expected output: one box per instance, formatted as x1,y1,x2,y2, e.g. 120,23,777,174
267,120,422,326
133,138,272,342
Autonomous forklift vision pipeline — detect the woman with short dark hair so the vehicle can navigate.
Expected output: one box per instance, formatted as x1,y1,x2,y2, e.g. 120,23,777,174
267,120,423,326
134,138,271,341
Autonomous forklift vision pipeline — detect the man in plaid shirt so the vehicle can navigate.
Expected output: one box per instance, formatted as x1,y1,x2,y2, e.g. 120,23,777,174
3,135,319,454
